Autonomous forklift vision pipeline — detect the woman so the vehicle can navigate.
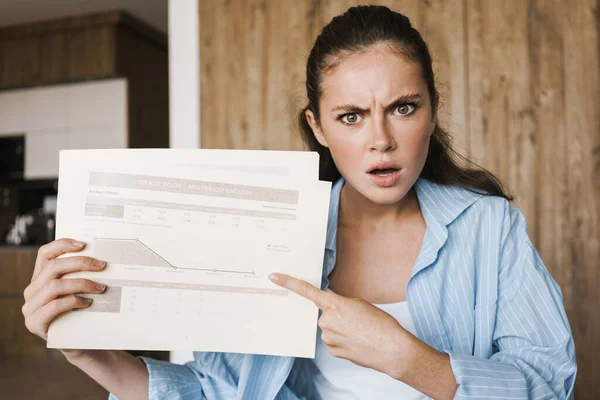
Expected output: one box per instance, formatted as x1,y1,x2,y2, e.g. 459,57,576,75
22,5,576,399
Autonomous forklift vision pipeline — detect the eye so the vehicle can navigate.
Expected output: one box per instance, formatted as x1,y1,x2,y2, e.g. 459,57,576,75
395,103,416,116
340,113,362,125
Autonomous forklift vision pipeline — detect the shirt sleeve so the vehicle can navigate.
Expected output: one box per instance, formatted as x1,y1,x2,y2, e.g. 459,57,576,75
108,357,207,400
449,205,577,399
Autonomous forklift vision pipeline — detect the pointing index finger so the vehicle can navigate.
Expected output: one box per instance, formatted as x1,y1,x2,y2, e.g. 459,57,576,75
269,273,332,309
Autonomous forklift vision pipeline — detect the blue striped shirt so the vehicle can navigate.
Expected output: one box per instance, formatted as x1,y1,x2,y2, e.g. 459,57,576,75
110,177,576,399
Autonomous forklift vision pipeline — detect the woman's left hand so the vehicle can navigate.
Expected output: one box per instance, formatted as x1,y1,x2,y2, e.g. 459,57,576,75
269,273,412,378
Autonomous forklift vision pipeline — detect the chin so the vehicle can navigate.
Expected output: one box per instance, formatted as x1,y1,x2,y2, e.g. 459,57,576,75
363,186,409,205
348,178,411,206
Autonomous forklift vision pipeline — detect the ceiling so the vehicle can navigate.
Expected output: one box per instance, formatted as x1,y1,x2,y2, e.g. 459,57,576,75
0,0,168,33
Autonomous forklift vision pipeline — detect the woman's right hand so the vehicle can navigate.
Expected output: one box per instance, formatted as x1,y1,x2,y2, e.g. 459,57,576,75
22,238,108,360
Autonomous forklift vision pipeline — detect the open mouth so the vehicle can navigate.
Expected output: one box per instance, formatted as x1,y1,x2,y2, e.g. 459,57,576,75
367,162,401,187
368,168,399,177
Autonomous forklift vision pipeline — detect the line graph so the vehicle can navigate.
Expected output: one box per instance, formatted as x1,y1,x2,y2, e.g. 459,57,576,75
93,237,256,275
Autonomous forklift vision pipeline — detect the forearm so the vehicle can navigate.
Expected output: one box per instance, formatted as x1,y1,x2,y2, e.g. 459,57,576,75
67,350,149,400
387,332,458,400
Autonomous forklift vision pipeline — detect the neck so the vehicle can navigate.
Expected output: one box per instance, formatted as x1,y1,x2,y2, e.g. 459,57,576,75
339,182,420,228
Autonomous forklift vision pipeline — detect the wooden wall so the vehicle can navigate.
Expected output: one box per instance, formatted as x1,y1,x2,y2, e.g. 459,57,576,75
199,0,600,398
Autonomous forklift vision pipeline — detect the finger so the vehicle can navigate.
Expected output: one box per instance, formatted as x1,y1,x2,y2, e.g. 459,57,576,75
23,278,105,317
320,330,343,346
327,345,345,359
33,239,86,281
38,256,106,283
26,256,106,301
318,314,339,332
269,273,333,309
26,295,93,340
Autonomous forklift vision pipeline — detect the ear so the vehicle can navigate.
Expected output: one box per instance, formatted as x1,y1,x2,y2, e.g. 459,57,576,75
305,109,329,148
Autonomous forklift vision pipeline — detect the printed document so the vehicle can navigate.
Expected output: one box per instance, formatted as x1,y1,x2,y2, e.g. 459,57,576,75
47,149,331,358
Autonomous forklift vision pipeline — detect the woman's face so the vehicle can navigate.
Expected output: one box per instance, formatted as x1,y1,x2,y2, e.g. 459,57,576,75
306,45,435,205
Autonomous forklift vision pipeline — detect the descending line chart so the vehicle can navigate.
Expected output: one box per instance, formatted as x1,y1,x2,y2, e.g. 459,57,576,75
92,237,256,275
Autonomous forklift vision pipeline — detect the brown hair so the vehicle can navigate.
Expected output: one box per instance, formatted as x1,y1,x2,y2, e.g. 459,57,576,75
298,5,513,200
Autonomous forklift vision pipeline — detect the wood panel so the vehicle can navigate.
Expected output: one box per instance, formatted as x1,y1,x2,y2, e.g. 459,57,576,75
199,1,600,398
199,0,321,150
528,0,571,312
0,10,168,91
116,26,169,148
199,0,468,154
0,24,116,89
417,0,468,154
467,0,537,220
561,0,600,397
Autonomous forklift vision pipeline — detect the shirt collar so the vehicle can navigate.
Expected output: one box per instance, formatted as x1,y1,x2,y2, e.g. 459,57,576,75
415,177,484,226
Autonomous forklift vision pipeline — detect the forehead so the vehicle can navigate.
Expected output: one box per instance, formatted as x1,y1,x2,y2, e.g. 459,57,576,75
320,45,425,104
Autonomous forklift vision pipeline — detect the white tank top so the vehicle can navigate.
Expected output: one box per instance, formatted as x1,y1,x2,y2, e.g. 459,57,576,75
311,290,428,400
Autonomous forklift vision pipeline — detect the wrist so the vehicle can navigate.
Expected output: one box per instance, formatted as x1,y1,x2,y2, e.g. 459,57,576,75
64,349,114,367
385,332,459,399
384,325,418,381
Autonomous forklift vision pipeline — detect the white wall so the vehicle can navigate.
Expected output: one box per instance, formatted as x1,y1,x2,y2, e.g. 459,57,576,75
0,78,128,179
168,0,201,364
168,0,200,149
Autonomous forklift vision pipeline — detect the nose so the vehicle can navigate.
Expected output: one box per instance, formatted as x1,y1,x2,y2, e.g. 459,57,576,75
369,117,396,152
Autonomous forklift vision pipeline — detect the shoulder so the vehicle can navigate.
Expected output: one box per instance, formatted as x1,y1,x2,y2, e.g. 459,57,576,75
461,193,515,228
420,179,533,260
450,191,544,301
429,178,526,235
416,178,521,234
461,194,529,244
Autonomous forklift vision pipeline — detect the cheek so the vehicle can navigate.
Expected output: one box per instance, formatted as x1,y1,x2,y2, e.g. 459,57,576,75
327,137,360,174
400,121,433,159
320,122,363,162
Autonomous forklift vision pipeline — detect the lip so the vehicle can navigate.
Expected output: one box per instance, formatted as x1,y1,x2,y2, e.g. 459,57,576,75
367,161,401,173
366,162,401,188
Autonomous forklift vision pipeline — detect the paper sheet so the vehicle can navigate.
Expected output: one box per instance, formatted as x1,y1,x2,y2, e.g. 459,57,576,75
47,149,331,358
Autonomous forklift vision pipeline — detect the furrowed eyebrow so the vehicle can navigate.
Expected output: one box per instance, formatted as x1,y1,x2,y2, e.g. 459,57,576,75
383,94,423,113
330,93,423,114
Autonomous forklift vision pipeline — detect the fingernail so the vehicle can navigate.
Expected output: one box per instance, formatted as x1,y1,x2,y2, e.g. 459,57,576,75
85,297,93,304
95,283,106,291
72,240,85,247
268,273,279,282
93,259,106,268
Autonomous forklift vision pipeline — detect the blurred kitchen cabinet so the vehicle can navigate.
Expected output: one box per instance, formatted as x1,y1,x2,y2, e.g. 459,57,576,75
0,10,168,177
